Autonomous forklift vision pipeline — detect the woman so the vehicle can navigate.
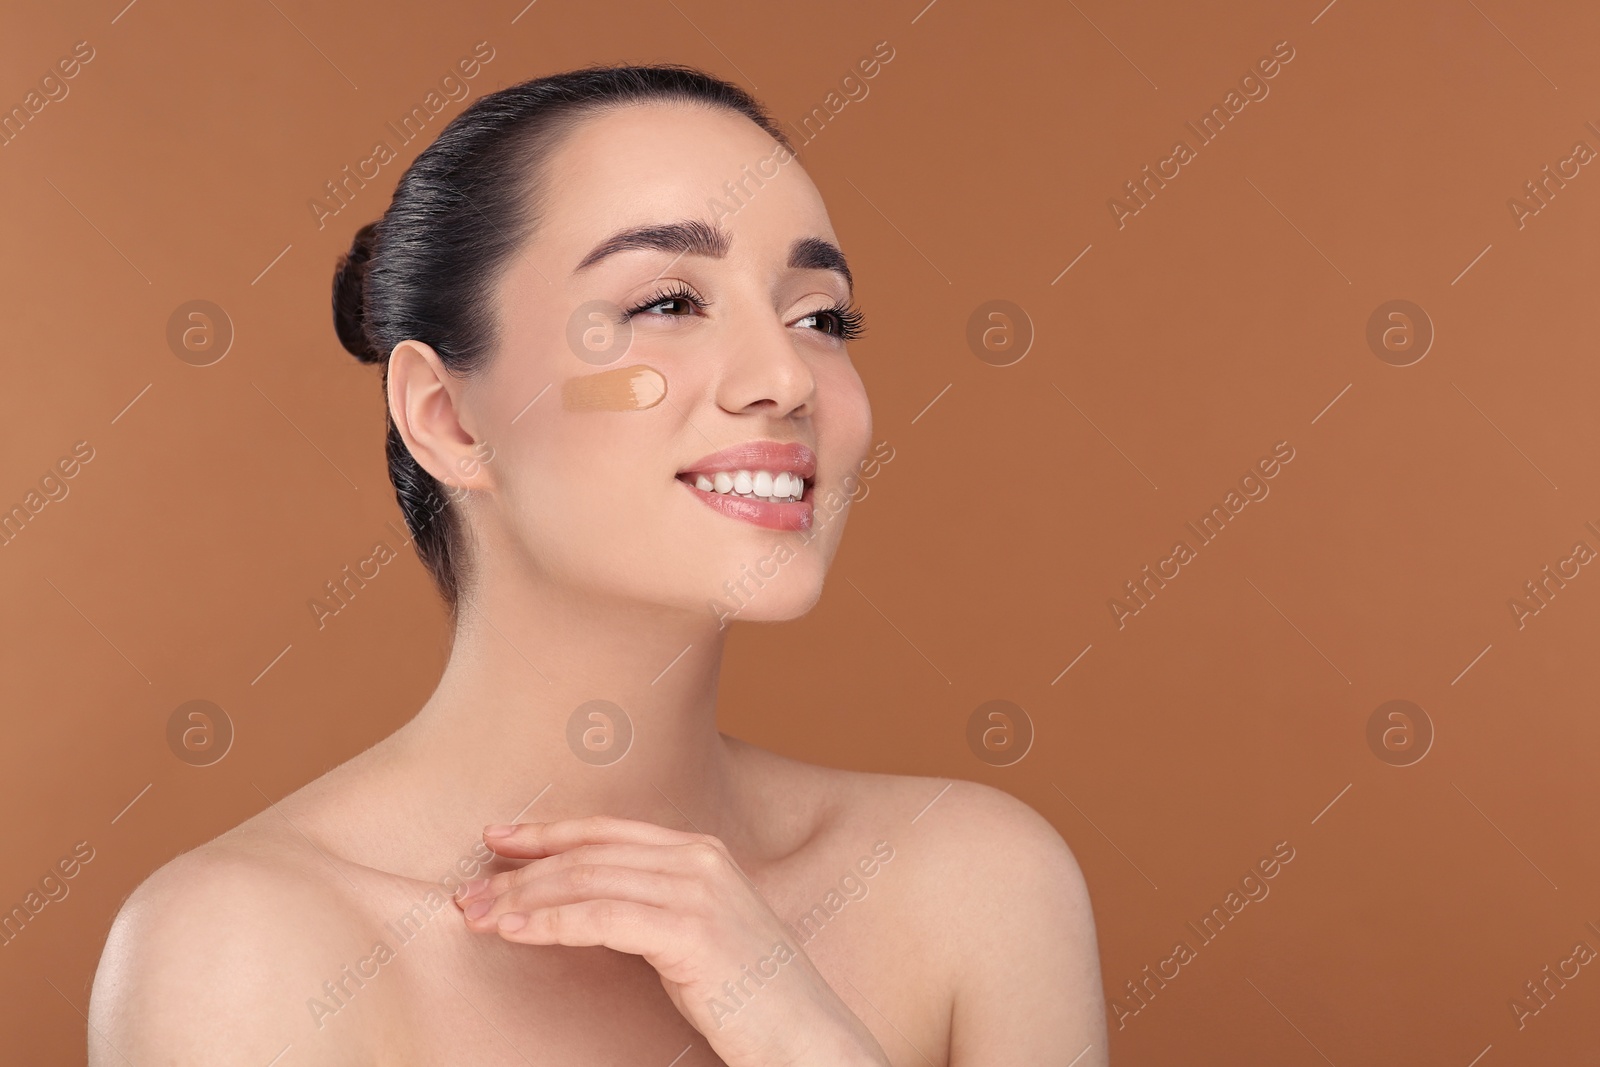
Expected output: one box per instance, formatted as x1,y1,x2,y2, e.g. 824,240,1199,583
89,65,1108,1065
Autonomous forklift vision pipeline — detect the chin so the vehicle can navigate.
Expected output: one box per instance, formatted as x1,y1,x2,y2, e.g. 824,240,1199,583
700,566,826,630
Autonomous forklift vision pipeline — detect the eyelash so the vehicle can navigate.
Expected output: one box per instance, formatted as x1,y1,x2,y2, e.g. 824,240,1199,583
621,284,867,342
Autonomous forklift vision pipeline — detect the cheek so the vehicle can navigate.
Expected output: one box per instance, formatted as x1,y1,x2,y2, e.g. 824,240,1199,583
508,418,658,513
817,360,873,477
495,457,660,600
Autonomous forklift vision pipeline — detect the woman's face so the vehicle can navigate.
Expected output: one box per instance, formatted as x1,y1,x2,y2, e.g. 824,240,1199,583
460,101,874,625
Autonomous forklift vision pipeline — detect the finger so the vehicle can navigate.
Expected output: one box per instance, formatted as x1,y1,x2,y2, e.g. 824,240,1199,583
460,837,745,904
480,815,715,859
493,898,688,961
459,864,688,930
459,840,730,902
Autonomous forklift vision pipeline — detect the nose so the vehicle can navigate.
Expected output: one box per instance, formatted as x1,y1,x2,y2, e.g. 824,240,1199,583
713,302,816,419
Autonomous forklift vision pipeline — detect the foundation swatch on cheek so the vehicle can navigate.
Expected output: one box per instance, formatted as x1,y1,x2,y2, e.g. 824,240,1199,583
562,364,668,412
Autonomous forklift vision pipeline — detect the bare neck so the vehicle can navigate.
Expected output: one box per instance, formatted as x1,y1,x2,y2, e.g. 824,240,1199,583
297,572,749,882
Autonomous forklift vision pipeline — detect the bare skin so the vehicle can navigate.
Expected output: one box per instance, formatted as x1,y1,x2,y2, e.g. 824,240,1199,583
87,100,1109,1066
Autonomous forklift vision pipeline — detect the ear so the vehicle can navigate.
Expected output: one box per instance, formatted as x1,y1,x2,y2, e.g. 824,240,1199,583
387,340,496,491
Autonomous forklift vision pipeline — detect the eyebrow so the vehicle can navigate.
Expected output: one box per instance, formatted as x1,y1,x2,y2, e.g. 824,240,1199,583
573,219,853,295
788,236,853,295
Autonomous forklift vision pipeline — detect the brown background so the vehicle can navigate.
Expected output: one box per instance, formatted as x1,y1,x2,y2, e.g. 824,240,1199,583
3,0,1597,1062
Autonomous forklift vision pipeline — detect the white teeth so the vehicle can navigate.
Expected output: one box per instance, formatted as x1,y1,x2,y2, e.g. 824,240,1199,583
687,468,806,503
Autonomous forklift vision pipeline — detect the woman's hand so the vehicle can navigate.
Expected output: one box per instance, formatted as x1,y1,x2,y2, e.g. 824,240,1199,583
452,815,891,1067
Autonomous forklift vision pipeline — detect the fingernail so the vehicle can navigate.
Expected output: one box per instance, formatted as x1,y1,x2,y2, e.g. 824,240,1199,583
498,913,527,932
464,899,492,920
483,824,518,837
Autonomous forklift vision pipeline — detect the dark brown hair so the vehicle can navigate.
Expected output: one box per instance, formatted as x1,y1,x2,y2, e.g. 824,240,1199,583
331,64,793,616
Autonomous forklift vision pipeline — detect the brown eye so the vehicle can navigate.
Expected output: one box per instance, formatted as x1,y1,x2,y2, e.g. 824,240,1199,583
796,311,835,334
643,296,694,316
623,283,710,320
796,304,866,341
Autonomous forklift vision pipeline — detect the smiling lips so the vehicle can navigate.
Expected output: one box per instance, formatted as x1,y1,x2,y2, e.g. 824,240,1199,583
676,441,817,531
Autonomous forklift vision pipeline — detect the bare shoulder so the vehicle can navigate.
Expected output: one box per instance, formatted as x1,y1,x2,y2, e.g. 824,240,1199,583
88,822,393,1065
727,737,1091,897
835,771,1094,916
727,740,1108,1064
858,774,1109,1064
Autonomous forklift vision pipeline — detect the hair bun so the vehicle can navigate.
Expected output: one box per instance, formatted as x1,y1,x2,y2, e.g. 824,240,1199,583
332,220,383,364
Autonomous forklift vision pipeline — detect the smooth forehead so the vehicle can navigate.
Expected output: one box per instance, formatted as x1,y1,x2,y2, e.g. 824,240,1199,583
533,100,835,261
